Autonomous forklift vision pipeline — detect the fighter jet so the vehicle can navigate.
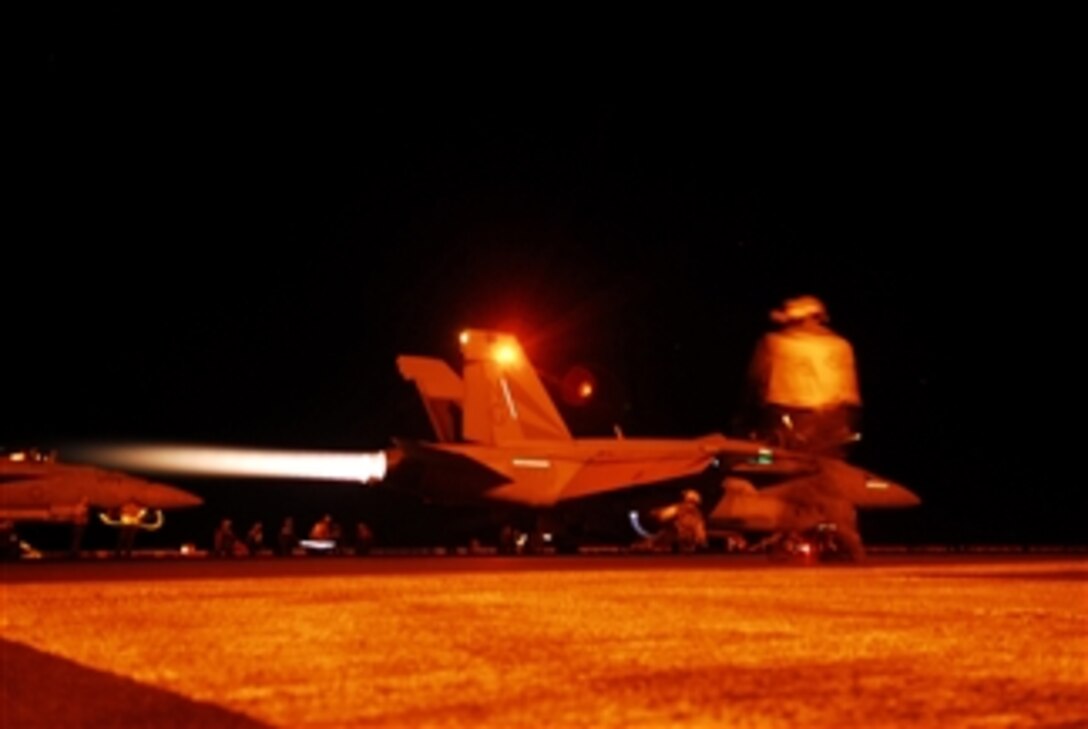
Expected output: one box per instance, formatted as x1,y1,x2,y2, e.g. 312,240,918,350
389,329,919,559
0,447,203,554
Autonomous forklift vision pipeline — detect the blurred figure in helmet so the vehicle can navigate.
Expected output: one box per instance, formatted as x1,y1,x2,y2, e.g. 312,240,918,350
741,295,862,458
673,489,707,552
650,489,708,553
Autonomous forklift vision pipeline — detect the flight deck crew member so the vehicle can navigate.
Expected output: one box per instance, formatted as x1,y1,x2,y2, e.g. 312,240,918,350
307,514,334,556
742,295,862,458
310,514,332,540
354,521,374,555
278,516,296,556
245,520,264,556
0,520,19,560
213,518,237,557
671,490,708,553
69,497,89,559
99,501,148,558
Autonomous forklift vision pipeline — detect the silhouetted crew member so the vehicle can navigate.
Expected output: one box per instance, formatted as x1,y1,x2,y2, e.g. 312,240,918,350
213,518,237,558
671,490,707,553
99,501,159,558
0,520,20,560
652,490,708,553
498,524,519,555
310,514,332,540
743,295,862,458
69,497,89,559
245,521,264,556
278,516,296,556
306,514,335,556
354,521,374,555
328,518,342,554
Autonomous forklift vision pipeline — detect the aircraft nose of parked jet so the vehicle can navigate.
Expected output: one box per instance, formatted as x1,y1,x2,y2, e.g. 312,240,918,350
860,475,921,507
144,481,204,508
817,457,921,508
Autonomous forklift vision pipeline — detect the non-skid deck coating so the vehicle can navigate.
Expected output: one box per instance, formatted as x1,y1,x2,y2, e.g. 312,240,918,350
3,555,1086,728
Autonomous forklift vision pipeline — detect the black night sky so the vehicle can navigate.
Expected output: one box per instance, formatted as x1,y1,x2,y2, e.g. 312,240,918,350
9,12,1076,548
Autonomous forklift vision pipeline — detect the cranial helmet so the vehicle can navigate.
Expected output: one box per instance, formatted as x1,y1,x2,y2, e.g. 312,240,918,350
771,295,829,325
682,489,702,505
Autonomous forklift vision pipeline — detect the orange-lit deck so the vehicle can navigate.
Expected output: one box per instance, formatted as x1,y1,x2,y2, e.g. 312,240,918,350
3,555,1086,728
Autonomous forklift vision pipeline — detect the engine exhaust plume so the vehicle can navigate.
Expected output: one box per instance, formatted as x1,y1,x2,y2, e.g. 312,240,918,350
65,444,389,484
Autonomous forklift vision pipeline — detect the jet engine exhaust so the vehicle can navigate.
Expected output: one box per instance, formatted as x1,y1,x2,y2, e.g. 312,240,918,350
65,444,389,484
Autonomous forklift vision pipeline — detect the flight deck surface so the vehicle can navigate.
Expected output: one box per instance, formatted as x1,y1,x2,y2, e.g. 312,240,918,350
3,554,1086,728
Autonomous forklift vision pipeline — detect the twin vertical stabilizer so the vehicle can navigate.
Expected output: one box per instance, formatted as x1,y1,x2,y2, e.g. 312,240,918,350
459,329,572,445
398,330,574,446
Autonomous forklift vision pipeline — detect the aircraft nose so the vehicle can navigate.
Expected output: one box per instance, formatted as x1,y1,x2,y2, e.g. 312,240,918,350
144,482,204,509
863,476,921,507
818,458,921,508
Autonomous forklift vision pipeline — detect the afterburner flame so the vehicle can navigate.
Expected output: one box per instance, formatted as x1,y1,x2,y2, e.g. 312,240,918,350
68,444,389,484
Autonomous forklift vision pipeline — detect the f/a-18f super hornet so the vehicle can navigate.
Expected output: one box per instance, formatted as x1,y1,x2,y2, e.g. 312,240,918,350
0,447,203,555
390,328,919,559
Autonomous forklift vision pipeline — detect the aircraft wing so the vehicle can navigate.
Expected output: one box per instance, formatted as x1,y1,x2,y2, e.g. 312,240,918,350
0,453,203,523
556,455,715,501
552,435,817,502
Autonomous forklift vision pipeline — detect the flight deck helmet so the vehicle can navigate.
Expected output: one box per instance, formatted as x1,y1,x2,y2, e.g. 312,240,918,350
771,295,829,325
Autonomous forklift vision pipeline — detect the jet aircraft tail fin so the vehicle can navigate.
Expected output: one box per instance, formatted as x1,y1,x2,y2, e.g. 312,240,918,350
396,331,574,446
396,356,464,443
458,329,573,446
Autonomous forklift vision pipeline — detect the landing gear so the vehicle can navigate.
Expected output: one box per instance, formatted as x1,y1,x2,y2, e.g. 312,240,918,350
497,524,522,555
497,524,546,554
824,525,866,563
497,515,580,555
760,524,866,563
